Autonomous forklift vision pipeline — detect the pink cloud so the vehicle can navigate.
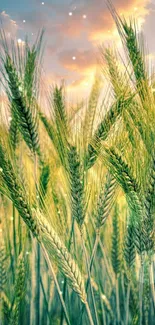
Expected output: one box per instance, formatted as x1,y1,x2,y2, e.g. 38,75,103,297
0,11,18,37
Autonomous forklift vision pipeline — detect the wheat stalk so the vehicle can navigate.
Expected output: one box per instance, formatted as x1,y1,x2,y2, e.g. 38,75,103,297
0,240,6,294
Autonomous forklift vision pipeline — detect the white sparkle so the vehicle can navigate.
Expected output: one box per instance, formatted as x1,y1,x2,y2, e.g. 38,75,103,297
23,20,26,23
0,168,3,172
26,251,30,255
42,2,45,5
17,38,22,44
10,217,14,221
83,14,87,19
69,12,73,16
18,86,23,92
72,56,76,60
32,33,34,36
8,116,12,122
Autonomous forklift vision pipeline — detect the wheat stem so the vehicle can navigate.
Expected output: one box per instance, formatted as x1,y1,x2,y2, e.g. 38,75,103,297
81,232,99,325
40,276,52,323
40,243,71,325
99,239,114,286
116,275,121,324
85,301,95,325
125,281,130,325
89,231,100,274
60,216,75,325
33,153,41,325
139,256,144,325
12,204,17,261
150,260,155,307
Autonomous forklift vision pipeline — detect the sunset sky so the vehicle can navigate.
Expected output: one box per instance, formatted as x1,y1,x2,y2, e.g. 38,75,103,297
0,0,155,98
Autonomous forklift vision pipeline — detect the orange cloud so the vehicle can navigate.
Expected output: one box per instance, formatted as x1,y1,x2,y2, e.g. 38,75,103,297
58,49,97,72
89,0,150,41
56,0,150,42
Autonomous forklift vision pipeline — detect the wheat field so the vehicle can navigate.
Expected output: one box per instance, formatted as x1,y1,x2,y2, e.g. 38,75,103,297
0,4,155,325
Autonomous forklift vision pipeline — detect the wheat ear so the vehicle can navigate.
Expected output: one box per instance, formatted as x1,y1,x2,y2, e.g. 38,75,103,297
68,144,85,228
86,94,135,168
143,153,155,253
0,143,40,238
4,56,40,155
104,147,146,255
9,109,20,151
10,255,25,325
124,222,136,269
37,213,87,304
96,173,117,230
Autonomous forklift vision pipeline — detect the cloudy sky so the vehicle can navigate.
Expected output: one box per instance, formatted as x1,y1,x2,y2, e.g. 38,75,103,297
0,0,155,98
